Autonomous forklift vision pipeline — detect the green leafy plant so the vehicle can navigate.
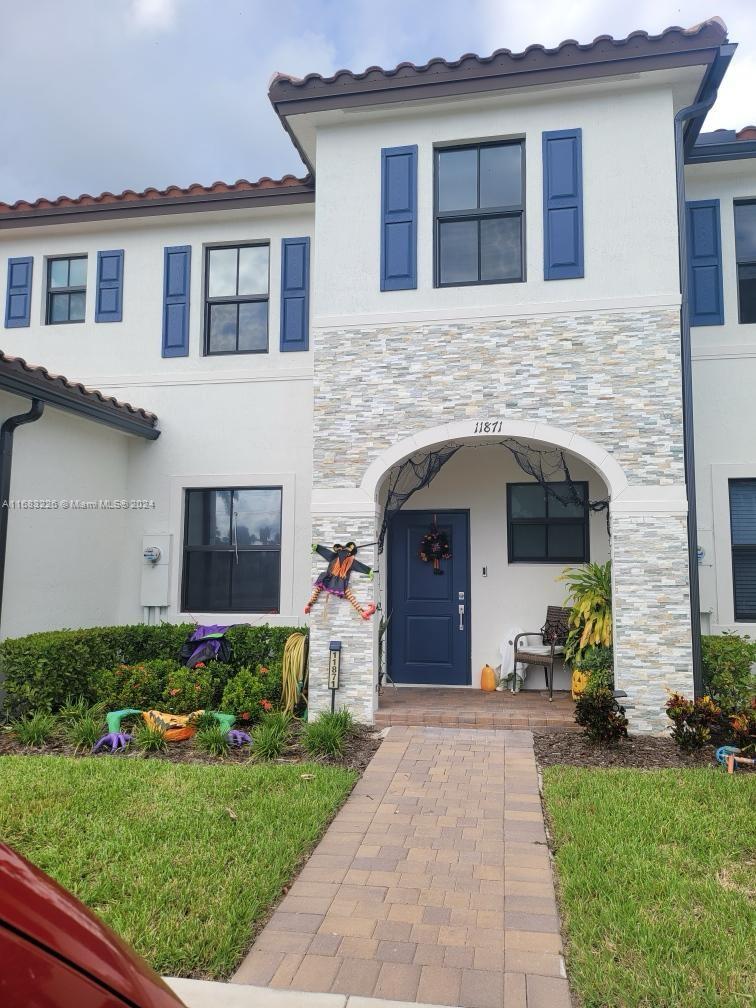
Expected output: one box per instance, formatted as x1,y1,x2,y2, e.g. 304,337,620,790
61,715,104,752
162,664,218,714
574,687,628,745
93,659,181,712
194,725,230,757
132,722,167,754
189,711,222,731
666,693,721,750
559,561,613,664
9,712,57,747
727,704,756,754
220,664,282,723
701,633,756,710
58,695,106,723
252,711,291,760
578,645,614,693
301,710,352,758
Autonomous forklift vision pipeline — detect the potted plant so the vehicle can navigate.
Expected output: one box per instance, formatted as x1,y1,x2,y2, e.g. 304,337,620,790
558,561,613,699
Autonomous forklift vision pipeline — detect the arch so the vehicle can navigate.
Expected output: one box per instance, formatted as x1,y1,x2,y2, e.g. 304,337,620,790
360,419,629,501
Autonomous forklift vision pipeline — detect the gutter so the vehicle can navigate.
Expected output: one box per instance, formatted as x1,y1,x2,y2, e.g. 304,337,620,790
0,400,44,633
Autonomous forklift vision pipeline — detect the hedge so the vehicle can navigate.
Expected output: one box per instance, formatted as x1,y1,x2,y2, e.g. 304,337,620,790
0,623,303,718
701,632,756,709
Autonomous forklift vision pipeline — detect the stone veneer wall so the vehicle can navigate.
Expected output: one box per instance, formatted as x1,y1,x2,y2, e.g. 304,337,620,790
308,307,693,731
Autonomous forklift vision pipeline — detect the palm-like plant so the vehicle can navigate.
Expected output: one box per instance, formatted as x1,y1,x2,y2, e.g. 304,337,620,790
558,561,613,663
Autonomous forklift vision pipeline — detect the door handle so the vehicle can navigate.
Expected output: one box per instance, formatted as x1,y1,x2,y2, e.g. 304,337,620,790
458,604,465,631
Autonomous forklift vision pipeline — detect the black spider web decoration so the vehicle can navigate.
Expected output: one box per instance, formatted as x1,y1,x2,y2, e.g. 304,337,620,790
377,439,609,553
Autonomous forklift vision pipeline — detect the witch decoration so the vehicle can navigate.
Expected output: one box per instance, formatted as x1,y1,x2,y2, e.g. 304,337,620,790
418,519,451,575
306,541,377,620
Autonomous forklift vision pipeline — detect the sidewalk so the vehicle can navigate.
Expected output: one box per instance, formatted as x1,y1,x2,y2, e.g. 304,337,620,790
232,726,570,1008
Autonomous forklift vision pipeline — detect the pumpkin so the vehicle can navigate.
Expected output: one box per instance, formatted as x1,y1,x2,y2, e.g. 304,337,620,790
480,664,497,692
571,668,589,701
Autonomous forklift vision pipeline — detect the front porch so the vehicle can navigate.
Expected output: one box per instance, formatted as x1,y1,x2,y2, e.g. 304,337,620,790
375,685,576,730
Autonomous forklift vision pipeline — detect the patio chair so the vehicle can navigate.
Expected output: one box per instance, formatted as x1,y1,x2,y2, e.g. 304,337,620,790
513,606,571,702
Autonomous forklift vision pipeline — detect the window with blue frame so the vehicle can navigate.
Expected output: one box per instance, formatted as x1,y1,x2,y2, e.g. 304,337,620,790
507,482,588,563
435,141,524,287
729,478,756,621
735,201,756,324
204,243,269,354
46,256,87,324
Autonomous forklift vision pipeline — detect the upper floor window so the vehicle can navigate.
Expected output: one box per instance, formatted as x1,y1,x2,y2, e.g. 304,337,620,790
204,243,269,355
435,141,524,287
735,201,756,324
46,255,86,324
507,481,588,563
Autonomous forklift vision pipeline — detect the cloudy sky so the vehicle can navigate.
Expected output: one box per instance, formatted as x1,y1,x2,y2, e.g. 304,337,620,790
0,0,753,204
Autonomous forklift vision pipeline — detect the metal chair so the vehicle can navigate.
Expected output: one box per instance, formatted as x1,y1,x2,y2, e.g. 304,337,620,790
513,606,571,701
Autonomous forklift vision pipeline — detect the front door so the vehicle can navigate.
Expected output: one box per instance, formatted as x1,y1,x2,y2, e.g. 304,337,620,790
388,510,470,685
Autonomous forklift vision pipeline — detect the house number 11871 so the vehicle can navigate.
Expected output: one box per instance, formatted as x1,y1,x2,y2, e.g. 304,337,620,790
473,421,504,434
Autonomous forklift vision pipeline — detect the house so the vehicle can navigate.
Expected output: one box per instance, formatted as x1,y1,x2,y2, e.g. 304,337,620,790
0,17,752,732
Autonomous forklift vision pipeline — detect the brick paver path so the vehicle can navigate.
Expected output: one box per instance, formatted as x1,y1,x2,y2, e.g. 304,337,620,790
234,727,570,1008
375,687,576,731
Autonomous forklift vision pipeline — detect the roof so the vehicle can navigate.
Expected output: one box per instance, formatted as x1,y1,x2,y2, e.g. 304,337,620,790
0,351,160,439
269,19,730,113
689,124,756,163
0,174,314,228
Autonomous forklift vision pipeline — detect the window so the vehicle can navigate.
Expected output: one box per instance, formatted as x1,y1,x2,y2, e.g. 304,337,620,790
729,479,756,621
435,141,524,287
507,482,588,563
735,201,756,324
204,244,269,354
46,256,87,324
182,487,282,612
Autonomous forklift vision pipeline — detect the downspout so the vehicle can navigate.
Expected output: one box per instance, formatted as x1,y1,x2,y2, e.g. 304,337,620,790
674,94,719,698
0,399,44,633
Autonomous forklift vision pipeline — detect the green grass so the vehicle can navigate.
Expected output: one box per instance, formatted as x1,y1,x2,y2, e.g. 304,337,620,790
543,767,756,1008
0,755,356,978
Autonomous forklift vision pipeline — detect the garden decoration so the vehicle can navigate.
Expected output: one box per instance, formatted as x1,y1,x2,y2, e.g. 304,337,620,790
92,708,251,752
306,542,376,620
715,745,756,773
180,624,232,668
418,518,451,575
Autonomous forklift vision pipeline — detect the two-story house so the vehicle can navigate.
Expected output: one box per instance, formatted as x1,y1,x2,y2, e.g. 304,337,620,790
0,17,751,732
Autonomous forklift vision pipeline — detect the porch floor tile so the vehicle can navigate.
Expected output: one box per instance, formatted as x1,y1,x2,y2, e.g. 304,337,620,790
375,688,576,731
233,727,570,1008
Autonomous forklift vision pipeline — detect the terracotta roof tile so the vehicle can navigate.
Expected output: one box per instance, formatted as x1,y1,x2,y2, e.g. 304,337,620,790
737,126,756,140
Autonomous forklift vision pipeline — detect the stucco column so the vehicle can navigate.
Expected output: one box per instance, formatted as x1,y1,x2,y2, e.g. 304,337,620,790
307,494,378,722
610,487,694,732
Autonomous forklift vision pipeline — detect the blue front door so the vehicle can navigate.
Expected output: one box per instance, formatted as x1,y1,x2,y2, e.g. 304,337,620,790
388,510,470,685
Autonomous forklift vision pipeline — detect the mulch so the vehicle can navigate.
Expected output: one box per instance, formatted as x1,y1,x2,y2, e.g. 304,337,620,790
533,729,718,770
0,722,382,775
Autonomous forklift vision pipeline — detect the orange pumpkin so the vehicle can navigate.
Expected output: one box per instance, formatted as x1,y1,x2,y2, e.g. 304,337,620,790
480,664,497,692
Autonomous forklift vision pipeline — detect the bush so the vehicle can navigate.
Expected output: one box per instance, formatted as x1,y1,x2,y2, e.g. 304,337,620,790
62,715,104,752
577,646,614,693
8,712,57,747
701,633,756,710
93,660,180,712
0,623,302,718
132,722,167,754
666,693,721,750
220,664,282,724
194,725,230,757
58,696,106,723
162,664,218,714
574,688,628,746
252,711,291,760
301,710,352,758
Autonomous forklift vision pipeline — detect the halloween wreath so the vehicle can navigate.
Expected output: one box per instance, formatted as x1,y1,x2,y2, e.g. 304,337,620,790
418,519,451,575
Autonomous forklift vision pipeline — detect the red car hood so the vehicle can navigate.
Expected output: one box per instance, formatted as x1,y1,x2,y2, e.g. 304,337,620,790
0,843,184,1007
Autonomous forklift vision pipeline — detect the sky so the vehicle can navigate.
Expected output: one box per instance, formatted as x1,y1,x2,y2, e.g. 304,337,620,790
0,0,754,204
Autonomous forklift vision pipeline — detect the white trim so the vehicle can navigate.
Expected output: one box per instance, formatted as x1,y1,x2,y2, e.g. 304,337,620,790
610,485,688,515
313,294,680,331
692,343,756,361
711,463,756,629
312,488,375,516
72,368,313,390
167,471,298,620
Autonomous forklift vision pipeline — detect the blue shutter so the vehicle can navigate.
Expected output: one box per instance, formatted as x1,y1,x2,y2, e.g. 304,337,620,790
542,129,584,280
280,237,310,352
95,249,124,323
5,257,33,328
162,245,191,357
687,200,724,326
381,145,417,291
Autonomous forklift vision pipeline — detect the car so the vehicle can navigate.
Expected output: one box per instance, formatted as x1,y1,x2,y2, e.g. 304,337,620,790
0,842,185,1007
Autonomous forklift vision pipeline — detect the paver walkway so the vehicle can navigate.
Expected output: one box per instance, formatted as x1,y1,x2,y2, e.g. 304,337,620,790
375,688,576,731
234,727,570,1008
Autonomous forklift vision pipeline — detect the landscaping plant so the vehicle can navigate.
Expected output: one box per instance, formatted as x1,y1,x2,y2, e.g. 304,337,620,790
8,712,57,747
666,693,722,750
58,696,106,723
252,711,291,760
162,663,218,714
576,645,614,693
559,561,612,663
701,632,756,710
93,659,180,712
194,725,230,757
220,664,282,723
61,715,104,752
574,687,628,745
132,722,168,754
302,710,351,758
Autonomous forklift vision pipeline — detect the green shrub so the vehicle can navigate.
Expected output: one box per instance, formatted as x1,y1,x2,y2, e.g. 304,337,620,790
574,688,628,746
301,710,351,758
194,725,230,757
578,645,614,693
701,633,756,710
0,623,302,718
666,693,721,750
162,664,218,714
252,711,291,760
93,659,180,712
58,696,106,723
132,722,167,754
220,664,282,723
62,715,104,752
189,711,222,731
9,712,57,747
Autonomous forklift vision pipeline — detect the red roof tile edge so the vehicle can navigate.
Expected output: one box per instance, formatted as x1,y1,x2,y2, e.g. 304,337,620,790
0,351,158,424
0,173,313,216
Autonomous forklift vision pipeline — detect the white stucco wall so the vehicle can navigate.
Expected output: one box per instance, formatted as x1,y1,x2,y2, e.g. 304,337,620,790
312,77,681,326
0,392,130,637
685,159,756,633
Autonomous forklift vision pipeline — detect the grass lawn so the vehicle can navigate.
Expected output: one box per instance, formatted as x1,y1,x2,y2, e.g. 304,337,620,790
543,767,756,1008
0,755,356,979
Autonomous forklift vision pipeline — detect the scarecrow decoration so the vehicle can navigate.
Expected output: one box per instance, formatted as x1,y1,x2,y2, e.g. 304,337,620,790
306,541,377,620
92,708,251,753
418,518,451,575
